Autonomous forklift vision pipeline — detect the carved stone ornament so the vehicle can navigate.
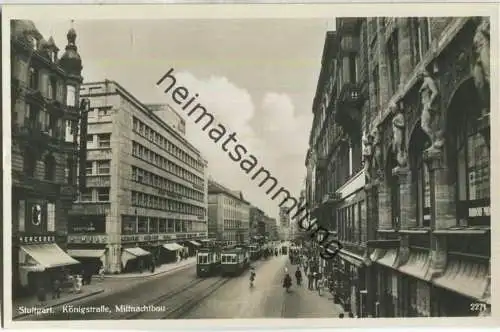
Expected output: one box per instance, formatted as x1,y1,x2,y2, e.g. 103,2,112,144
472,18,490,115
392,110,407,168
418,70,444,155
362,131,374,182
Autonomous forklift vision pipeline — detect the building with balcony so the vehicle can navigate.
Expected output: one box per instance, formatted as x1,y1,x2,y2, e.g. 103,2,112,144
207,179,251,245
11,20,86,298
306,17,490,318
66,81,208,274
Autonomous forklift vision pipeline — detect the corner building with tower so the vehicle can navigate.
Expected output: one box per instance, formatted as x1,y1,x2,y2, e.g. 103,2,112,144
306,17,490,317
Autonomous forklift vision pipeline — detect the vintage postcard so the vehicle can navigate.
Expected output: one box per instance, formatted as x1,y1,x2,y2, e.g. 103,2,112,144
2,3,499,329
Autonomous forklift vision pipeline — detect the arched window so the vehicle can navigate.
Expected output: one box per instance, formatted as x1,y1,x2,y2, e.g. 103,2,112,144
409,126,431,227
451,80,490,226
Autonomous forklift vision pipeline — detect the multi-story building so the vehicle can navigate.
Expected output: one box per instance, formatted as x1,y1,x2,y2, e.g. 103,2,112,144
307,17,490,318
249,206,266,241
145,104,186,137
66,81,208,273
264,216,278,241
207,180,250,245
11,21,86,297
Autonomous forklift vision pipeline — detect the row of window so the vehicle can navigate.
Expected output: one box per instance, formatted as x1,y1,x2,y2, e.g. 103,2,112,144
133,116,204,172
87,133,111,148
131,191,205,217
122,216,194,234
79,187,110,202
86,160,111,175
131,166,204,202
223,220,244,230
337,201,365,244
132,141,204,188
23,152,57,181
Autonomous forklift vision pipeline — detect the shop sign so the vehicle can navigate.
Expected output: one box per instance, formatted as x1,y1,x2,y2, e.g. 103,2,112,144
68,235,109,244
19,235,56,244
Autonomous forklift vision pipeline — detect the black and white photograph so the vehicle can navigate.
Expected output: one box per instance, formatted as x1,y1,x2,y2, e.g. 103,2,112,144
2,3,497,328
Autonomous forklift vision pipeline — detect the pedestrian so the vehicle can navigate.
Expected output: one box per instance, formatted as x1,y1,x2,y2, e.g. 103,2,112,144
99,265,105,281
338,313,344,318
52,278,61,299
308,270,313,290
348,312,354,318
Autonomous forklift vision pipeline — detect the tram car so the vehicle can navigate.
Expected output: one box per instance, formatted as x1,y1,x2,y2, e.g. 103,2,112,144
196,246,221,277
234,244,251,267
249,244,261,261
221,247,248,276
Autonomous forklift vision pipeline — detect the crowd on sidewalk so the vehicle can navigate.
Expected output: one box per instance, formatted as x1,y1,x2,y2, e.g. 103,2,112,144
294,253,362,319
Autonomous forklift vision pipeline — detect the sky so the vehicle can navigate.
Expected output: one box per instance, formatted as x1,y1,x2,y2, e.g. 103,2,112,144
33,19,333,220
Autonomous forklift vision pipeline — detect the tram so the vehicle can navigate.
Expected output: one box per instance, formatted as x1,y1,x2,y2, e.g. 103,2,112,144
196,245,221,277
249,244,260,261
221,247,248,276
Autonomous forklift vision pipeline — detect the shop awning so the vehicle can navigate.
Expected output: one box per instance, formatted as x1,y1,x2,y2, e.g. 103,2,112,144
189,240,201,246
124,247,151,257
433,258,490,301
163,243,184,251
20,243,80,269
397,249,431,281
121,247,151,267
373,249,398,268
67,249,106,258
338,250,367,268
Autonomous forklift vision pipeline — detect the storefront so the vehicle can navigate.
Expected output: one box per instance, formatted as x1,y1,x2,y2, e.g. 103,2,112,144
121,247,152,273
67,248,106,277
17,236,81,297
432,256,490,317
160,243,186,263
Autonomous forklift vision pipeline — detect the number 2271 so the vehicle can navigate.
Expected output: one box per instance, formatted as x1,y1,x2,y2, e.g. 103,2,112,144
470,303,487,312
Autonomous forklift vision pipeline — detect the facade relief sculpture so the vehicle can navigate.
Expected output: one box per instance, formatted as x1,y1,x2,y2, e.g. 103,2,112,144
362,127,383,183
418,70,444,156
472,18,490,115
391,106,407,169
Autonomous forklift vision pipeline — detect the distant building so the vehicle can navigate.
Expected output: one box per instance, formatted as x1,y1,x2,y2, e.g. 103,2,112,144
67,81,208,273
264,216,278,241
208,179,250,245
249,206,265,241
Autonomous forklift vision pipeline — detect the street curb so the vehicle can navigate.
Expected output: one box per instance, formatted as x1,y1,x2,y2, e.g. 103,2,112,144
13,289,105,320
104,261,195,280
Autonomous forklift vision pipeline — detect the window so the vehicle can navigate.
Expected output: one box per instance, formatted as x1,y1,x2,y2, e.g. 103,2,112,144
98,107,112,117
48,77,57,100
28,67,39,90
80,188,93,201
85,161,93,175
456,108,490,227
66,157,74,184
98,188,110,201
410,128,431,228
413,18,431,63
349,53,358,83
66,85,76,107
390,173,401,229
24,153,36,177
387,31,400,95
98,134,111,148
44,155,56,181
97,160,110,174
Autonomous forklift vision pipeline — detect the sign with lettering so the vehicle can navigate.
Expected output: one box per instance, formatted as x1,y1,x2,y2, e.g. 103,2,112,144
19,235,56,244
68,235,109,244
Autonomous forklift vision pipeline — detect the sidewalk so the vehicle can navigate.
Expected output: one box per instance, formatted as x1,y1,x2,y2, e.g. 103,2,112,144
13,283,104,319
104,257,196,279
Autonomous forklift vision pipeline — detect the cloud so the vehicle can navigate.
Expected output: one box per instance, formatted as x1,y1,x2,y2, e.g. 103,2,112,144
159,72,309,219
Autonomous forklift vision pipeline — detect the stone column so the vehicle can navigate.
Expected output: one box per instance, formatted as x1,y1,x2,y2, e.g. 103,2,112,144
397,18,413,86
377,181,392,230
377,18,391,108
425,152,452,278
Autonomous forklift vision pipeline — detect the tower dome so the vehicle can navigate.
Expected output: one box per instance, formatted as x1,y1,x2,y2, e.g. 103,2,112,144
58,25,82,76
